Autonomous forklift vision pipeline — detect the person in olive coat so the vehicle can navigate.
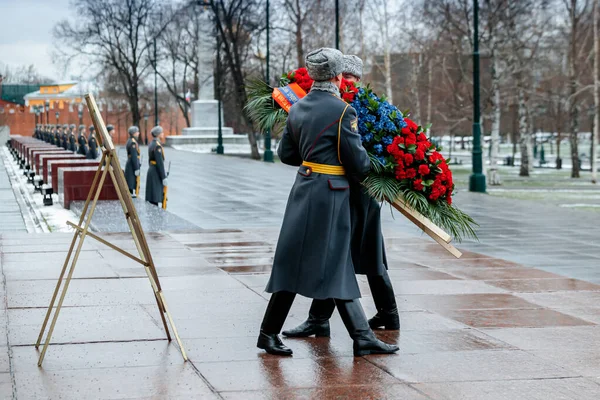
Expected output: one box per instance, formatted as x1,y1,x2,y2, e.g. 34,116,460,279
145,126,167,206
282,55,400,340
257,48,398,358
125,126,141,196
53,125,61,147
69,125,80,152
77,125,89,156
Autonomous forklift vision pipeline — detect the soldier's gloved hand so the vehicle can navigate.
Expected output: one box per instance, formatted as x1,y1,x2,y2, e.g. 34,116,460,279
162,178,168,186
135,170,140,176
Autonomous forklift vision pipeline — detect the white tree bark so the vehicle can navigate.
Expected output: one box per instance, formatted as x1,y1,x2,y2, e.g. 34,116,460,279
488,35,502,185
383,0,393,103
518,86,530,176
593,0,599,183
427,56,433,127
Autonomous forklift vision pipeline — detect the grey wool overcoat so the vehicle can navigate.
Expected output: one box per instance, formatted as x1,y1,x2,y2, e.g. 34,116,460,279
349,183,388,276
145,139,166,203
265,90,370,300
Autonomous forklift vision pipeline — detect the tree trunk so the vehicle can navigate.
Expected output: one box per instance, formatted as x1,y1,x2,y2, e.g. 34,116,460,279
488,45,502,185
411,53,422,120
593,0,599,183
518,87,529,176
569,0,581,178
383,0,393,103
426,56,433,126
296,19,304,67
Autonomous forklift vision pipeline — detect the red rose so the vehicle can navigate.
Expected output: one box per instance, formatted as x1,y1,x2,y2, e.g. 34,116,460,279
342,92,355,102
418,165,430,175
404,154,414,166
414,179,424,191
404,118,418,133
415,149,425,160
446,196,452,205
418,133,428,142
405,133,417,145
395,170,407,180
406,168,417,179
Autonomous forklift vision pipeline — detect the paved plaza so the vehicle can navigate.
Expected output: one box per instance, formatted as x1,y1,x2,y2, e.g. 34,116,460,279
1,147,600,399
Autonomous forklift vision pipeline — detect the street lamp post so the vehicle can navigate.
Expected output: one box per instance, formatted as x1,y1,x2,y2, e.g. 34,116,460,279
469,0,486,193
55,111,59,125
154,38,159,126
216,29,224,155
144,111,149,145
45,100,50,126
263,0,274,162
335,0,340,49
78,104,83,125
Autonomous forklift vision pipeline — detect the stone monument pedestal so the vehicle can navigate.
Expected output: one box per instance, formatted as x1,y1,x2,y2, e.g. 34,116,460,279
166,100,251,153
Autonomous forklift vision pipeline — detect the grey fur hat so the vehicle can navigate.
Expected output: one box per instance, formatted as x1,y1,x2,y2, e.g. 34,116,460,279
70,124,76,130
62,124,69,130
89,125,95,133
305,48,344,81
106,124,114,132
151,126,163,137
128,126,140,135
343,55,363,79
78,124,86,131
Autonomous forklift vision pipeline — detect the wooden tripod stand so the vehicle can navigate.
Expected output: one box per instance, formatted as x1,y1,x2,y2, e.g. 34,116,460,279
35,94,187,366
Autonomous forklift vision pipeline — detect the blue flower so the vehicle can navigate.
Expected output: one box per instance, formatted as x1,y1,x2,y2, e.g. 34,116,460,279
382,136,393,145
376,156,387,166
361,133,374,143
373,144,383,154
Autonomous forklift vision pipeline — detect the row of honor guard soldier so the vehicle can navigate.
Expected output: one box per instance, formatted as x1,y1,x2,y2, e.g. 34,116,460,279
35,121,168,207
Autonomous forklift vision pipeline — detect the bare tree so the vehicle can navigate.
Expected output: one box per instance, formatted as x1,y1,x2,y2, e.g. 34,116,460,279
209,0,263,159
53,0,166,126
593,0,599,182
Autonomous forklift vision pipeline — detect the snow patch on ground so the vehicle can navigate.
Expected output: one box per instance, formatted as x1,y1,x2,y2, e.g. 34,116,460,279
2,147,77,233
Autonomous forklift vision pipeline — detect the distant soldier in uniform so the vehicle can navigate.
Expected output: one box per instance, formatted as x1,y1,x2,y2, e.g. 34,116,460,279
69,125,80,152
61,124,69,150
125,126,141,196
87,124,103,159
145,126,167,206
53,125,61,147
257,48,399,357
77,125,89,156
283,55,400,340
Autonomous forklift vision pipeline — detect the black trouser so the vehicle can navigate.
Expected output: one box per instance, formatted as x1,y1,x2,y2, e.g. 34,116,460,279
260,291,296,334
148,201,158,206
307,269,396,321
261,291,371,337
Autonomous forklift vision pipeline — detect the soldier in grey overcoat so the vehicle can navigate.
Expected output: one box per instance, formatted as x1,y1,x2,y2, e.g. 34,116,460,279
68,126,79,152
125,126,141,196
145,126,167,206
77,126,89,156
257,48,399,358
87,124,104,159
283,55,400,340
60,124,68,150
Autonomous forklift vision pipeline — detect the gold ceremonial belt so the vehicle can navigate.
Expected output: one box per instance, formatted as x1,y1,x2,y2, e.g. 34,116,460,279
301,161,345,176
150,161,157,165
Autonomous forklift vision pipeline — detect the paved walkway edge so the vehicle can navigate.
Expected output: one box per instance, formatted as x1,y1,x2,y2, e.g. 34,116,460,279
1,147,47,233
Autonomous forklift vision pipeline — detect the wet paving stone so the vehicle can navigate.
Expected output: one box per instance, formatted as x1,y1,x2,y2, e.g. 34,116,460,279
415,378,600,400
440,308,595,329
2,149,600,398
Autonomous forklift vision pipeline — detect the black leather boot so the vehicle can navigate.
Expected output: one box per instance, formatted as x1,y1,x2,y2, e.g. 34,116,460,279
257,331,293,356
334,298,399,357
282,299,335,337
367,271,400,330
257,291,295,356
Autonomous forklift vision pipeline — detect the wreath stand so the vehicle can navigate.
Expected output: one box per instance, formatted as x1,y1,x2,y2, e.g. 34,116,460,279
35,94,187,366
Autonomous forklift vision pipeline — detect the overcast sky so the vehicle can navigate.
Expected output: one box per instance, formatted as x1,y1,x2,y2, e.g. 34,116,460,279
0,0,76,81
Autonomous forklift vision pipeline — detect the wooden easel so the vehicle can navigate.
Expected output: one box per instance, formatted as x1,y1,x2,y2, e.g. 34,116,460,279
35,94,187,366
